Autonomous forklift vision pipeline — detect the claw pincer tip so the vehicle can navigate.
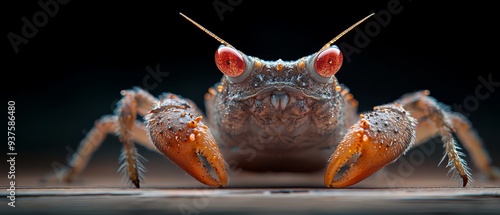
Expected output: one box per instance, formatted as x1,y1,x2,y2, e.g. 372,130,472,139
325,104,416,188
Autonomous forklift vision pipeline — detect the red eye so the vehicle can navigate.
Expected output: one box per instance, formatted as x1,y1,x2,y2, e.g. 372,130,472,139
215,46,246,77
314,47,343,77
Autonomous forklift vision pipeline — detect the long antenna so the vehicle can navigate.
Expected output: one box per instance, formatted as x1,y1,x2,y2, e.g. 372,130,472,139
317,13,375,54
179,12,234,48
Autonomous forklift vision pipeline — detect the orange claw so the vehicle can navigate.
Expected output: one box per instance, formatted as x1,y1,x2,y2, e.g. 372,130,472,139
325,104,416,188
146,99,227,188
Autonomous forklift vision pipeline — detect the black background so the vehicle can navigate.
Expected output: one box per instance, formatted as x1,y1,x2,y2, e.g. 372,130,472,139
3,1,500,179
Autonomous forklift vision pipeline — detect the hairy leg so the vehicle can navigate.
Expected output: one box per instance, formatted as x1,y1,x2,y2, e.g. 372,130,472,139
398,90,499,183
59,88,157,187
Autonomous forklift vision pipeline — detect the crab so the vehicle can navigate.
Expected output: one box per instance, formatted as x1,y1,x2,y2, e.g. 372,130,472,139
54,13,499,188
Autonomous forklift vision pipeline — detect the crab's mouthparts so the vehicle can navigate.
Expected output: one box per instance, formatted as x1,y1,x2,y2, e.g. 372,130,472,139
244,86,317,113
271,92,289,111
